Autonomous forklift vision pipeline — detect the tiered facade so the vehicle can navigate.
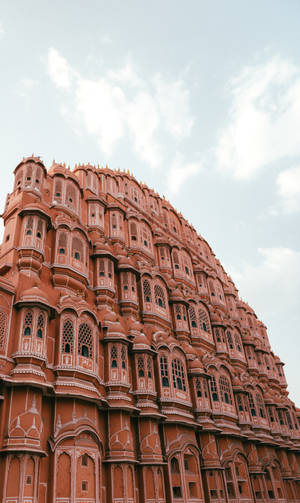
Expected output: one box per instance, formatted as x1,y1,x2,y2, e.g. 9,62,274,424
0,156,299,503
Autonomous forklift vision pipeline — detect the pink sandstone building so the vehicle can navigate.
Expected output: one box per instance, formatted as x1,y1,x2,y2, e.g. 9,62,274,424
0,156,299,502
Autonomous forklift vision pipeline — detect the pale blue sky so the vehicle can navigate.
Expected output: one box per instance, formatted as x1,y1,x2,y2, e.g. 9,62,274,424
1,1,299,404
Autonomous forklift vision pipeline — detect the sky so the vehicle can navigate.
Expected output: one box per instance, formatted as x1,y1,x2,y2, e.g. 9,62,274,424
0,1,299,405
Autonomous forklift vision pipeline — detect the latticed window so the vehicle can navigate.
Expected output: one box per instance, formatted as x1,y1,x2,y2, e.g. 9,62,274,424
196,378,202,397
23,310,33,336
210,376,219,401
189,306,197,328
66,183,76,208
72,237,83,261
111,345,118,368
137,356,145,377
248,392,257,416
199,309,211,333
172,358,186,391
143,279,151,303
216,329,221,343
78,323,93,358
107,260,113,278
99,259,105,276
175,305,182,320
62,319,74,354
54,178,63,202
173,250,180,269
256,394,265,418
25,165,32,186
36,219,43,239
237,394,243,411
235,333,242,352
130,222,138,241
0,310,7,351
25,216,33,236
227,331,234,349
58,232,67,254
154,284,166,308
219,376,232,404
160,355,169,386
121,346,126,369
147,356,152,378
285,411,293,429
36,312,45,338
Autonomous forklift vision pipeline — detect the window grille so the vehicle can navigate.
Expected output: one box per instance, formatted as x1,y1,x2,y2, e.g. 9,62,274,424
196,378,202,397
143,279,151,303
99,259,105,276
66,183,76,208
210,376,219,402
130,222,138,241
72,237,83,262
219,376,232,404
256,394,265,418
160,355,169,386
62,319,74,354
78,323,93,358
189,306,197,328
199,309,211,333
37,219,43,239
121,346,126,369
235,333,242,352
137,356,144,377
173,251,180,269
227,331,234,349
111,345,118,368
175,305,182,320
54,178,63,202
248,392,257,416
107,260,113,278
154,284,166,308
37,312,44,338
24,310,33,336
25,216,33,236
58,232,67,254
237,394,243,411
147,356,152,378
25,165,32,186
0,310,7,351
172,358,186,391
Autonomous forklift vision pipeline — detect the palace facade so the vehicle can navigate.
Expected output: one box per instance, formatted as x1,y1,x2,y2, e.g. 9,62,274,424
0,156,299,503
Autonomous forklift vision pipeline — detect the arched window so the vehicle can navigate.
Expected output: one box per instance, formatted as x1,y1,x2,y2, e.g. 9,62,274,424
143,279,151,303
173,250,180,270
227,331,234,349
154,284,166,308
62,319,74,354
72,236,83,262
130,222,138,242
25,216,33,236
219,376,232,404
78,323,93,358
256,394,265,418
58,231,67,255
235,333,242,352
54,178,63,203
36,312,45,338
160,355,169,387
36,219,43,239
189,306,197,327
111,345,118,368
25,165,32,186
121,346,126,369
147,356,152,378
23,310,33,336
199,308,211,333
210,376,219,402
248,392,257,416
172,358,186,391
66,183,77,210
137,356,145,377
196,378,202,397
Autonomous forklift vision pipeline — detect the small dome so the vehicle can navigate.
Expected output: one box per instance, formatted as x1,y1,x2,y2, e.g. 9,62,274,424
18,285,50,306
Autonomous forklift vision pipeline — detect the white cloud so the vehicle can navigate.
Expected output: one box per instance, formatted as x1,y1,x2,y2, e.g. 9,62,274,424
166,155,202,196
216,56,300,179
0,22,4,37
47,47,74,89
46,48,197,181
227,247,300,316
276,166,300,213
